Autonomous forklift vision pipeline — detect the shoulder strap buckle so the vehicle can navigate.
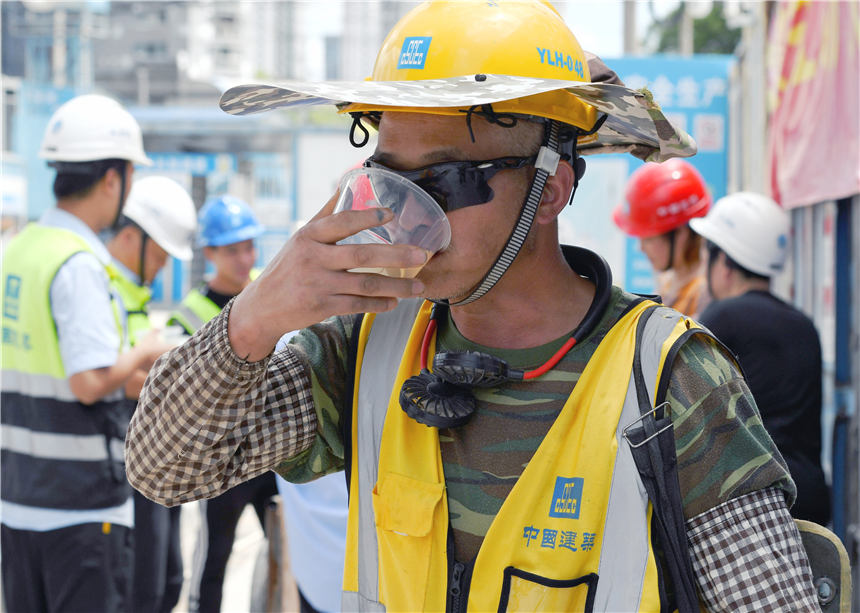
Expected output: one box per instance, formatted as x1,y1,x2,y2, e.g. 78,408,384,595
622,400,671,449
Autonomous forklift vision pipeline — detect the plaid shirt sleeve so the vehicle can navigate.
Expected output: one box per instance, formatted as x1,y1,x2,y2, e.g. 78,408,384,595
126,299,317,506
688,487,821,612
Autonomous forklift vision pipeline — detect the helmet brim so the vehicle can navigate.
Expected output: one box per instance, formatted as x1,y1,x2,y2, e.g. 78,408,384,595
219,74,696,163
39,149,154,167
197,224,265,248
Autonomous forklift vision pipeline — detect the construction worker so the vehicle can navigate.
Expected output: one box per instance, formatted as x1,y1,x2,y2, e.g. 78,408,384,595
168,195,263,334
613,159,712,316
167,194,278,613
106,175,197,613
127,2,820,611
0,94,166,612
691,192,831,526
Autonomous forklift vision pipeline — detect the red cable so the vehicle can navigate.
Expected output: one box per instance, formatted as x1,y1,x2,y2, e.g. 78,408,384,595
523,337,578,380
420,319,437,370
420,318,576,380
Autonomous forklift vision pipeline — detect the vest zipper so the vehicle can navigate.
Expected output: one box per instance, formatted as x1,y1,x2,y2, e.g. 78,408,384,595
448,560,465,613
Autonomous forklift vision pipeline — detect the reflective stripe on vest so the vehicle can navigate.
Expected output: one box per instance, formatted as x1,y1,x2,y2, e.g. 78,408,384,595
167,288,220,334
343,298,693,612
168,269,260,334
1,424,124,462
1,223,129,510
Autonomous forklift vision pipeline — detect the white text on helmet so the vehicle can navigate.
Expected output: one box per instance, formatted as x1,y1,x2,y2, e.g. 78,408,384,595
656,195,700,218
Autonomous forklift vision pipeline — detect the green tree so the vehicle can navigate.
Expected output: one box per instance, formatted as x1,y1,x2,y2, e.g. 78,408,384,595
648,2,742,54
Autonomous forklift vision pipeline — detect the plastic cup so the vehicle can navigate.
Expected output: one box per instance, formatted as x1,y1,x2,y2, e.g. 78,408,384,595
334,167,451,278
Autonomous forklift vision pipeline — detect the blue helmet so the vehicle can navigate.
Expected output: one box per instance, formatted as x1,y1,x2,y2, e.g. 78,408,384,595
197,195,265,247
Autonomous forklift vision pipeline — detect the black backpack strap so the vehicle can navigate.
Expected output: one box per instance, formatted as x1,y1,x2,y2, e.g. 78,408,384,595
342,312,365,496
623,306,700,613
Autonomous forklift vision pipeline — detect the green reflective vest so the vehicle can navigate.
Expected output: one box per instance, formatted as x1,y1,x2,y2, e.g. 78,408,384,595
168,269,259,334
1,223,130,510
110,268,153,346
166,287,222,335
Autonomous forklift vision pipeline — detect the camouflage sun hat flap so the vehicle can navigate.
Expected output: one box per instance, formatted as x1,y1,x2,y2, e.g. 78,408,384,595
219,74,695,164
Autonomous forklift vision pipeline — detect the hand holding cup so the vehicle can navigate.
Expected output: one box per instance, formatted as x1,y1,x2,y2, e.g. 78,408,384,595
334,167,451,278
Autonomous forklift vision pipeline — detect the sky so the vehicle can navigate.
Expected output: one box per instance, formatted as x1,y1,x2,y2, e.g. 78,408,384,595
556,1,691,58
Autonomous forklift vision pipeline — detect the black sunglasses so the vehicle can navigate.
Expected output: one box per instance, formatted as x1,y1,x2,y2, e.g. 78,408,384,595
363,155,536,213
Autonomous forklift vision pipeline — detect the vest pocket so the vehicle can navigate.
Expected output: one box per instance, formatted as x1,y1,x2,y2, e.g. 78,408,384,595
373,472,444,610
373,471,443,536
498,567,598,613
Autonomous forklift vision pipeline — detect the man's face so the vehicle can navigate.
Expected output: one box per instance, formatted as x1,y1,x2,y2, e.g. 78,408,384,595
707,249,730,300
639,233,672,272
374,112,538,302
205,239,257,287
142,238,169,285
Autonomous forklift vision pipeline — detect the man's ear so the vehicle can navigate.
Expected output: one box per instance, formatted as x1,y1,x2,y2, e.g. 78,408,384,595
536,160,575,224
99,166,123,198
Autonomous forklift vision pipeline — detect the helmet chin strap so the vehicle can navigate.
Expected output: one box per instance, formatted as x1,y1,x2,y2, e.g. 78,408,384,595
111,164,128,232
137,230,149,286
439,120,562,307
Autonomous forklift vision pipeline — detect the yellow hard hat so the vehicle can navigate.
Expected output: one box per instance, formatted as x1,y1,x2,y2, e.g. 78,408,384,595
344,0,598,133
220,0,699,163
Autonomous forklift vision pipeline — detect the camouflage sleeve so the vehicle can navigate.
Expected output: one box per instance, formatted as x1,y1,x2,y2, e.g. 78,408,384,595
274,314,358,483
667,333,797,519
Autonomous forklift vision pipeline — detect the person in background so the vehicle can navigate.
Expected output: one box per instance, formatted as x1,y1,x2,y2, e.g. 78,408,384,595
613,159,712,316
0,94,165,613
167,194,278,613
106,175,198,613
691,191,831,526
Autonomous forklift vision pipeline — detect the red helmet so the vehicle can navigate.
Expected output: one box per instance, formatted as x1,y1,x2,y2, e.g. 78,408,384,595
613,159,711,238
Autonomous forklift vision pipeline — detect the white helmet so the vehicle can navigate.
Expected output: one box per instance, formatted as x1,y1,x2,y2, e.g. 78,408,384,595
39,94,152,166
123,176,197,260
689,192,789,277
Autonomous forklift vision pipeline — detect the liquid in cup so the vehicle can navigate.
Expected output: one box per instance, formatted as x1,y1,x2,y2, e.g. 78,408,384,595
334,167,451,278
338,229,434,278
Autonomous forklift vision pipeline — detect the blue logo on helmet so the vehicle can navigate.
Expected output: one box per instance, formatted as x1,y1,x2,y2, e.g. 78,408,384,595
549,476,583,519
398,37,431,70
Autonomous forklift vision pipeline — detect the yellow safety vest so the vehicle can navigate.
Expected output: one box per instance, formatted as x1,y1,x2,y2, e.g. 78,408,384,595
343,298,696,612
1,223,129,510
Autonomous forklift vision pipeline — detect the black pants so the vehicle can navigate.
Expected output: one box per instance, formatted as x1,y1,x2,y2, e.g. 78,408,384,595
132,491,183,613
2,522,132,613
189,472,278,613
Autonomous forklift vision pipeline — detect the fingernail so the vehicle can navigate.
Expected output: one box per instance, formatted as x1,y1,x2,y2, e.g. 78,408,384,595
409,248,428,265
375,208,392,223
412,280,424,294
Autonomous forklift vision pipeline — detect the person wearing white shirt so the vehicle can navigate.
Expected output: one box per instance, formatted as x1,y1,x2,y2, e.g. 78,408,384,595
0,95,168,613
